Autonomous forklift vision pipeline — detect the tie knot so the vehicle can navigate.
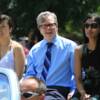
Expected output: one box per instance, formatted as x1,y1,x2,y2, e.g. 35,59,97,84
47,43,53,48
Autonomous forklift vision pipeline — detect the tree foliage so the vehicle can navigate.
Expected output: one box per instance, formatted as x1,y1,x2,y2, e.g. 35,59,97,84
0,0,100,42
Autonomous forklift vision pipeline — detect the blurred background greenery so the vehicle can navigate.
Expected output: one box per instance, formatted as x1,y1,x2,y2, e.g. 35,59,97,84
0,0,100,43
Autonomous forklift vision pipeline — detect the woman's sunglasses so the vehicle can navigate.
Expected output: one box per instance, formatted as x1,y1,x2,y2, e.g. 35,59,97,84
84,23,98,29
21,91,39,99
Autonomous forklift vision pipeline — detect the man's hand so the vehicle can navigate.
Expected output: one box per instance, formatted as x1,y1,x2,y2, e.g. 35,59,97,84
67,90,75,100
80,93,91,100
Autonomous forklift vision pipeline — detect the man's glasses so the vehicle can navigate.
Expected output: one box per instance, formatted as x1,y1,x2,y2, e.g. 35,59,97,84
21,91,39,99
84,23,98,29
39,23,56,28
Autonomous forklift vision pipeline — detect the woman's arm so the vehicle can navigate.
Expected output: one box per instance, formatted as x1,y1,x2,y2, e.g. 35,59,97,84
74,46,91,100
14,42,25,80
74,46,86,95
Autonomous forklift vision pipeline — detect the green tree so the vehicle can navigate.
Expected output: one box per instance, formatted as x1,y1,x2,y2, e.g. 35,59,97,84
0,0,100,42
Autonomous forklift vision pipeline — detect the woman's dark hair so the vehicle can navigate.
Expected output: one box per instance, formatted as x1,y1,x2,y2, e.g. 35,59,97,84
0,14,13,29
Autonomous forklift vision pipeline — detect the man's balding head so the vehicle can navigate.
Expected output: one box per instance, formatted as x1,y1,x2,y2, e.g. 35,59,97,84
20,77,46,100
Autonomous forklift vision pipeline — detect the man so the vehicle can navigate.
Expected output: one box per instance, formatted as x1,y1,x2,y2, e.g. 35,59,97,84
20,77,46,100
25,11,77,99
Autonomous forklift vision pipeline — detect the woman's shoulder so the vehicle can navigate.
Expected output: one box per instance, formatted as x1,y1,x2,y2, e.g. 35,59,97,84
75,44,84,56
75,44,83,51
11,40,24,51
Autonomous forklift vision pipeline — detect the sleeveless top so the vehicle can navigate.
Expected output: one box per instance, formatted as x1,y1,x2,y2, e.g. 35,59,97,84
82,44,100,70
0,48,15,71
81,44,100,94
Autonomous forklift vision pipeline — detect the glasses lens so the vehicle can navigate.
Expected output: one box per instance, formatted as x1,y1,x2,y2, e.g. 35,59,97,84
22,92,39,99
22,92,32,98
91,23,98,28
40,23,56,28
84,23,89,28
84,23,98,29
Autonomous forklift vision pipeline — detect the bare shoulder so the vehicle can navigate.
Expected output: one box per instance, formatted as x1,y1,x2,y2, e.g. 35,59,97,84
75,45,83,57
75,45,82,51
11,40,23,51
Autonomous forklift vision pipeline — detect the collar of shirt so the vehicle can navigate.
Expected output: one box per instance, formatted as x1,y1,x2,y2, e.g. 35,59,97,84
42,34,60,48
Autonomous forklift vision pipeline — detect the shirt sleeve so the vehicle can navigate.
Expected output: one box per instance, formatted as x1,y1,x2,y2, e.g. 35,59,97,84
70,42,77,90
24,50,37,78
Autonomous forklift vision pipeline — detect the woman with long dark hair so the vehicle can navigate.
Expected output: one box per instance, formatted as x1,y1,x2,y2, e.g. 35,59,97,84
74,14,100,100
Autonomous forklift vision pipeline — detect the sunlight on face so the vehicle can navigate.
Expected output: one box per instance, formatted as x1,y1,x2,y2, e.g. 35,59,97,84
39,15,58,41
84,18,100,39
0,20,12,39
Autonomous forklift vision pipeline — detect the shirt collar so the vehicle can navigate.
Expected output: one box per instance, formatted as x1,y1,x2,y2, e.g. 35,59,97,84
42,34,59,47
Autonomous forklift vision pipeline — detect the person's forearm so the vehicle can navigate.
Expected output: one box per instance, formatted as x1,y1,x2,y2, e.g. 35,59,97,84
77,80,86,95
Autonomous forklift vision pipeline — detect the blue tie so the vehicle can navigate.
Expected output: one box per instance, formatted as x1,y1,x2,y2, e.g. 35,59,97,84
42,43,53,81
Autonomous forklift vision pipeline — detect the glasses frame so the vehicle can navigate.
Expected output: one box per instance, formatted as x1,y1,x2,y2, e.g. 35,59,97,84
39,23,56,28
21,91,39,99
84,22,99,29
